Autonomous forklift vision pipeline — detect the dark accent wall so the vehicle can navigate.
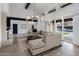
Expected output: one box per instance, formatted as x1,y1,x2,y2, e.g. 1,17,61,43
6,17,26,30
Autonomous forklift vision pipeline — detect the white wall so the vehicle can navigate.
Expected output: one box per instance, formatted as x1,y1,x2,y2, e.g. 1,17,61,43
10,20,46,35
10,20,38,35
36,20,45,32
0,3,9,47
0,4,7,46
0,4,1,47
73,15,79,45
10,20,28,35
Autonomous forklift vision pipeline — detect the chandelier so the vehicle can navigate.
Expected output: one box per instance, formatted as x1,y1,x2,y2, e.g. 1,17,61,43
27,3,40,22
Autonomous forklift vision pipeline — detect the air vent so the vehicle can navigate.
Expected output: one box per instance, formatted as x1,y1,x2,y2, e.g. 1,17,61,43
48,9,56,14
61,3,72,8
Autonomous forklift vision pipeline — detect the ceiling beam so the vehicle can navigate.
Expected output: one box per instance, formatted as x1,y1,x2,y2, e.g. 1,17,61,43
25,3,30,9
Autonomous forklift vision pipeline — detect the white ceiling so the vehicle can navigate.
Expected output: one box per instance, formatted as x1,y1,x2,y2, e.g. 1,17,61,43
9,3,70,20
9,3,64,15
9,3,79,21
30,3,58,15
28,3,63,15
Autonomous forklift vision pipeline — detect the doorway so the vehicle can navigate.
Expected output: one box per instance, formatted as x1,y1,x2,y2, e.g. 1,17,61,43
13,24,18,34
63,18,73,43
54,18,73,43
13,24,18,44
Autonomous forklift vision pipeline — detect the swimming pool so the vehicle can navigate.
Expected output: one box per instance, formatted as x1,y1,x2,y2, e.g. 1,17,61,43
57,27,73,32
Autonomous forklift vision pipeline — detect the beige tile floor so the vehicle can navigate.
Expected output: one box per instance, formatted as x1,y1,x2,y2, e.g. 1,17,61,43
0,38,79,56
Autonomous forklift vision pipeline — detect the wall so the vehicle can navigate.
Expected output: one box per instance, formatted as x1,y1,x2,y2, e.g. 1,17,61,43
9,20,46,35
36,20,45,32
0,3,13,47
1,3,10,47
0,4,1,47
10,20,28,35
73,15,79,45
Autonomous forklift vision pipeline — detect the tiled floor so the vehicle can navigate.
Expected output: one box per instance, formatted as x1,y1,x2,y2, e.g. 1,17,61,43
64,32,73,43
0,38,79,56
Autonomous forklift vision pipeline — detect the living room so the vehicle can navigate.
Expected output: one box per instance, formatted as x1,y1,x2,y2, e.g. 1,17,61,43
0,3,79,56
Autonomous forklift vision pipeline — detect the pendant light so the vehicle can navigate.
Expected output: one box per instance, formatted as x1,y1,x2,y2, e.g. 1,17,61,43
31,3,39,21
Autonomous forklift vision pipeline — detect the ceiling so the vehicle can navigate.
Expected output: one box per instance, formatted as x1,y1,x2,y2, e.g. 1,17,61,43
27,3,64,15
30,3,57,15
9,3,66,19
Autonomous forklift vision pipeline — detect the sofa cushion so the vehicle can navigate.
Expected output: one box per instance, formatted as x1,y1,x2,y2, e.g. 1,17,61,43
28,39,46,50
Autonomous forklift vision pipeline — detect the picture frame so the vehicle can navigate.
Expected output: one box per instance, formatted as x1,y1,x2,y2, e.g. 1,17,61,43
21,24,27,29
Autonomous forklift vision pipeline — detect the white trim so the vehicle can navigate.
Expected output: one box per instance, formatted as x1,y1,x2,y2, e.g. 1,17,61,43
0,10,1,47
62,18,64,40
